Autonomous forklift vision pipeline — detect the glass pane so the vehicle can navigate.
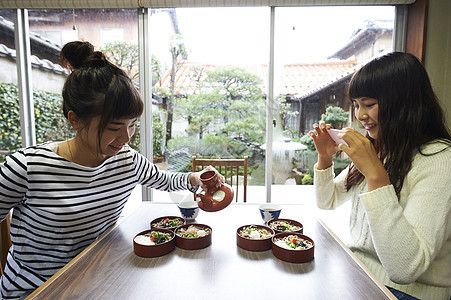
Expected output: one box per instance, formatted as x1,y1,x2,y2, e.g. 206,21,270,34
27,9,139,148
151,7,269,202
272,6,394,198
0,10,18,162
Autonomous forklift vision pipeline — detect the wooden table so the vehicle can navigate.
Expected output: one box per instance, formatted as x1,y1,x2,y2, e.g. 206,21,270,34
27,203,395,299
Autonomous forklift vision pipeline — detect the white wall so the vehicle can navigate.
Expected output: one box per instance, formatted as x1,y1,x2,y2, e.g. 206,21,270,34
0,57,66,94
424,0,451,129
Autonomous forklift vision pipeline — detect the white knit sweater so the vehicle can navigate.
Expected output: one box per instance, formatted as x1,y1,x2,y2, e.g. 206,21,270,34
314,141,451,300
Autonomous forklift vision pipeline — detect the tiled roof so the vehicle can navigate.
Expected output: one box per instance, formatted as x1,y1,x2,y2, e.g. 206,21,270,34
0,43,67,75
277,60,359,98
0,17,66,75
329,20,393,60
157,59,359,99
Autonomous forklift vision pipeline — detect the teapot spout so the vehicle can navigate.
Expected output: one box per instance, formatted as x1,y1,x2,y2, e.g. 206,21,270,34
196,194,213,211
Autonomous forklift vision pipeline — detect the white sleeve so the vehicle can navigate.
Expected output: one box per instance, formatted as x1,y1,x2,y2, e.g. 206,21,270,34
314,163,351,210
360,148,451,284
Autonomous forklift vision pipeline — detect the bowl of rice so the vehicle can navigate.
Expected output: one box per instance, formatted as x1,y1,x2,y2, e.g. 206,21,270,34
271,232,314,263
150,216,186,231
175,224,212,250
267,218,303,234
133,228,175,258
236,224,275,252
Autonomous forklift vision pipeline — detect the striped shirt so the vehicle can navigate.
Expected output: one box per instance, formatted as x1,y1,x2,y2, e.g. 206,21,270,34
0,142,196,299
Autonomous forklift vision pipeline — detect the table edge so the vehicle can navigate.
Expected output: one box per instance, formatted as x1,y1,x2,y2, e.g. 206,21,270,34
316,217,396,300
25,214,128,299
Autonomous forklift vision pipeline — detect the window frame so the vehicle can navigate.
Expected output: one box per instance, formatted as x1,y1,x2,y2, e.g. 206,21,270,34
9,3,424,202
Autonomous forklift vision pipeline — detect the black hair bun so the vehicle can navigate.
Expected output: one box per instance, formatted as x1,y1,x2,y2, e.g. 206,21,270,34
83,51,108,68
60,41,95,70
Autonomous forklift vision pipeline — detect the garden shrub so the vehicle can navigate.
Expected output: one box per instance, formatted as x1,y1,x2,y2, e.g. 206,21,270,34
0,83,21,152
0,82,74,154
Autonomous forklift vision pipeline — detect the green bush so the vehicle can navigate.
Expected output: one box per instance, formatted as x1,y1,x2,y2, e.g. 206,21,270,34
34,89,75,143
300,134,316,152
321,106,349,128
0,82,74,155
0,83,21,152
301,173,314,185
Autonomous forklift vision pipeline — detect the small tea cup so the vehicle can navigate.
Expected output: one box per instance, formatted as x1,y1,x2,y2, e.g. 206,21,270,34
258,204,282,223
177,201,200,221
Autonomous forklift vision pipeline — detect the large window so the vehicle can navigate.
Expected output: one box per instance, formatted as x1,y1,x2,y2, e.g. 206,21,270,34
0,5,397,203
271,6,394,198
27,9,138,146
149,6,395,202
0,9,139,157
0,10,18,162
150,8,268,201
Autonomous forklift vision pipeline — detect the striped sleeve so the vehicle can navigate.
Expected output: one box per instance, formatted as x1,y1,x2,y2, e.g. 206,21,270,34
0,150,29,220
132,150,197,192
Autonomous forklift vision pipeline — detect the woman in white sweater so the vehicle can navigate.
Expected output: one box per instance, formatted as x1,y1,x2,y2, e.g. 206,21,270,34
310,52,451,300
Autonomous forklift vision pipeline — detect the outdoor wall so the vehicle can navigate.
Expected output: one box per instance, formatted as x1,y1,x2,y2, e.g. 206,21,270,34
0,56,66,94
0,57,16,84
31,68,66,94
424,0,451,129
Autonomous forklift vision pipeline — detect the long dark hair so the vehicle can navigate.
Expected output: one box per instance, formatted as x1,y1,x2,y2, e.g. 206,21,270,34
61,41,143,150
346,52,451,197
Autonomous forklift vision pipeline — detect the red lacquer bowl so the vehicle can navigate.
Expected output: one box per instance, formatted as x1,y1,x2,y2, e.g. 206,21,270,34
175,224,212,250
271,232,314,263
236,224,275,252
133,229,175,258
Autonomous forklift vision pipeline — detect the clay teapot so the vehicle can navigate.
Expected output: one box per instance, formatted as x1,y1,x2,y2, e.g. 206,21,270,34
196,170,234,212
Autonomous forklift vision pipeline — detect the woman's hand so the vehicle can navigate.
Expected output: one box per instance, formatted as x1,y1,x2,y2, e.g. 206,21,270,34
189,166,225,192
338,128,390,191
309,121,338,169
309,122,338,157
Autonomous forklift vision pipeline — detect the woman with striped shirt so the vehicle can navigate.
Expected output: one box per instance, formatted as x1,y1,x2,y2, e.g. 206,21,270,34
0,41,221,299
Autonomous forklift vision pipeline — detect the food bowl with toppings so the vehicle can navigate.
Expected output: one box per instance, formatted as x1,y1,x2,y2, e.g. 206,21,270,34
133,229,175,258
271,232,314,263
236,224,275,252
150,216,186,231
267,218,303,234
175,224,212,250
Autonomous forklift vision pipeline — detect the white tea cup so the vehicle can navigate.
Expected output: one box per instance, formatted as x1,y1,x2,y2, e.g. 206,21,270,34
177,201,200,221
258,204,282,223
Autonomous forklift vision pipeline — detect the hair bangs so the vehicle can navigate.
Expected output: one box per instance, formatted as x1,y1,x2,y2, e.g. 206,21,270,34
110,77,144,121
348,67,379,101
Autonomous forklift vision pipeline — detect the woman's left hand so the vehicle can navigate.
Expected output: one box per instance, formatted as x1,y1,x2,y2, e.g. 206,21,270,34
338,128,390,191
190,166,225,192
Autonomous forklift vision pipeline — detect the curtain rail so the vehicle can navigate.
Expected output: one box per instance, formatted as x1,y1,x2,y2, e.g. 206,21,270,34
0,0,416,9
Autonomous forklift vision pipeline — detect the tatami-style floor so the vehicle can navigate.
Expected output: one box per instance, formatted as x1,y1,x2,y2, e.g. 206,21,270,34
122,184,352,243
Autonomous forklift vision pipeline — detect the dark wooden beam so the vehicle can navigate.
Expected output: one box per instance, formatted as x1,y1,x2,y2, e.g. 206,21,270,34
406,0,429,63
